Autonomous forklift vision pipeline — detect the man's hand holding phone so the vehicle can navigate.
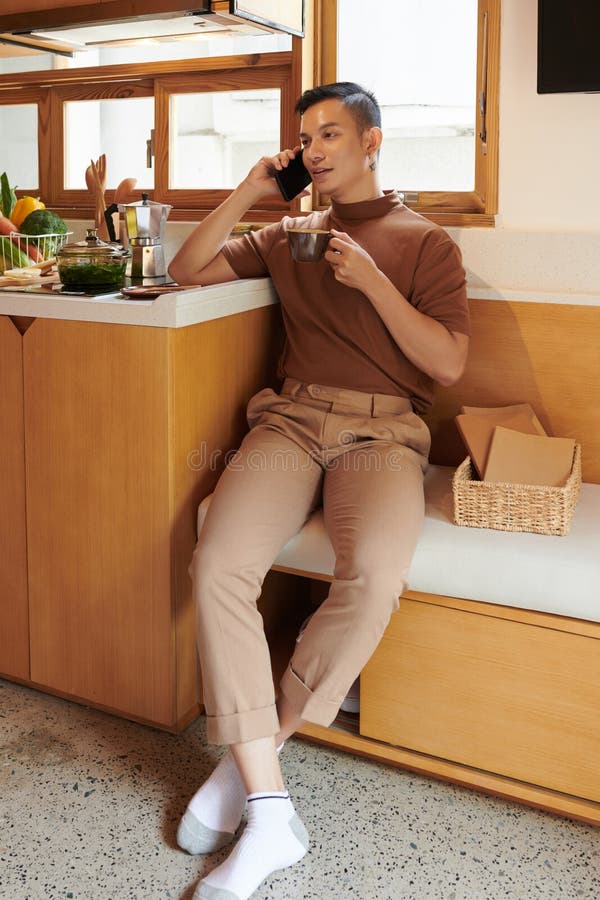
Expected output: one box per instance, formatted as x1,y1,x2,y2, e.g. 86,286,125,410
245,147,312,201
274,148,312,201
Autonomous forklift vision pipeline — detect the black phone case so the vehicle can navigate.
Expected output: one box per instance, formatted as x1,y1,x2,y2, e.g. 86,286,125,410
274,154,312,201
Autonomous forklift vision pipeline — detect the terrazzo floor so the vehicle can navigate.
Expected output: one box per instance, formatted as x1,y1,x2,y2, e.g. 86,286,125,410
1,678,599,900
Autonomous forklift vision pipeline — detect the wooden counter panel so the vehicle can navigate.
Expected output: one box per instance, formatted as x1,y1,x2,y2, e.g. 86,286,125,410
360,594,600,803
23,318,174,724
0,316,29,680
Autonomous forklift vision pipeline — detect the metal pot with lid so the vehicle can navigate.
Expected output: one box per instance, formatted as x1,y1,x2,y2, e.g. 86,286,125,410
57,228,131,289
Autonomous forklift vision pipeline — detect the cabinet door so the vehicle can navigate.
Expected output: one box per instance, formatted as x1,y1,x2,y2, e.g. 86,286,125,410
23,318,174,725
0,316,29,680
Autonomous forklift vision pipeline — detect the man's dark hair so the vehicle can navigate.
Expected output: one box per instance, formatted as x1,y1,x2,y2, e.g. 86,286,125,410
295,82,381,133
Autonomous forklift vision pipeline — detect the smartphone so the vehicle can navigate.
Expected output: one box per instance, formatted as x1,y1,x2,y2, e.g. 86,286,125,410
274,152,312,201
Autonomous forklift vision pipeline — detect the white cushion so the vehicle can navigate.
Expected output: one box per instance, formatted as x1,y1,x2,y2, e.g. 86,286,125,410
197,466,600,623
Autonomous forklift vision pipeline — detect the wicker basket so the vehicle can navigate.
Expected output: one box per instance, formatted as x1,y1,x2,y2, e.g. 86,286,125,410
452,442,582,536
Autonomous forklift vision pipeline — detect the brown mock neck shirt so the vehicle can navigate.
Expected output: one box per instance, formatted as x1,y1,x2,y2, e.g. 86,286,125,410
221,191,469,414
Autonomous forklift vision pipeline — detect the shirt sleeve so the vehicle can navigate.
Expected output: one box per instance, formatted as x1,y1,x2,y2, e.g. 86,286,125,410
409,230,471,336
220,221,282,279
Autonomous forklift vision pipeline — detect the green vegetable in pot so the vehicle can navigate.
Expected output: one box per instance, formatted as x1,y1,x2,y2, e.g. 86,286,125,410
59,260,127,288
20,209,68,257
0,236,31,273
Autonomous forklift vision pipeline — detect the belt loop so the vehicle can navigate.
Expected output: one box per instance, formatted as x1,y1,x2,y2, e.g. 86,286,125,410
283,378,302,399
370,394,376,417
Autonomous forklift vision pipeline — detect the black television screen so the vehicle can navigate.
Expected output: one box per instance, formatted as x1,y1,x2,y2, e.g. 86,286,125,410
538,0,600,93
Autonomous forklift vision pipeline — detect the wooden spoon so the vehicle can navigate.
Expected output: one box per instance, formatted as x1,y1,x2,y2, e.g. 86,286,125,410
85,164,95,194
114,177,137,204
90,154,108,239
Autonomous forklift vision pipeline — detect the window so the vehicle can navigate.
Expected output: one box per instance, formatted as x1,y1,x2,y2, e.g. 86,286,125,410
316,0,500,225
168,88,281,189
0,26,296,220
0,1,498,225
0,100,39,188
64,96,155,190
154,66,294,213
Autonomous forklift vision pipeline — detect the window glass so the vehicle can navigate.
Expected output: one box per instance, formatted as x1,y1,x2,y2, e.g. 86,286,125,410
64,98,155,190
0,104,39,189
338,0,478,192
169,88,280,188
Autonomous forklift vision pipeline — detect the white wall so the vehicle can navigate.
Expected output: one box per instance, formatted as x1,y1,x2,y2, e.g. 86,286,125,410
448,0,600,298
497,0,600,230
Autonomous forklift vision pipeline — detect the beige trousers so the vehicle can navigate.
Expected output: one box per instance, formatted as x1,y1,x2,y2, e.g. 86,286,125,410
190,378,431,744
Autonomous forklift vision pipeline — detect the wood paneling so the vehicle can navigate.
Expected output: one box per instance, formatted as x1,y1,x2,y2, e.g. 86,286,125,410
1,0,98,14
0,316,29,680
360,594,600,803
23,319,174,724
297,720,600,828
426,299,600,483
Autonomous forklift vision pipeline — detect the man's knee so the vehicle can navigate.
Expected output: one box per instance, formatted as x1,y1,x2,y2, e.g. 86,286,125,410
189,536,265,614
337,550,408,602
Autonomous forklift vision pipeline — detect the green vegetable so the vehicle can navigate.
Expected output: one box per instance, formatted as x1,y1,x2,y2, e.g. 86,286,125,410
59,260,126,288
20,209,68,257
0,172,17,219
0,236,31,273
20,208,68,236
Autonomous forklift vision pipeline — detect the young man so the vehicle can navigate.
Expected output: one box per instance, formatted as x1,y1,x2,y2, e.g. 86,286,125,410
169,82,470,900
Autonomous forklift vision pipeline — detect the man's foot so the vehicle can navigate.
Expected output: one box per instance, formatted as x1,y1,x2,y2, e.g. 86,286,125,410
177,750,247,854
177,742,285,855
193,791,309,900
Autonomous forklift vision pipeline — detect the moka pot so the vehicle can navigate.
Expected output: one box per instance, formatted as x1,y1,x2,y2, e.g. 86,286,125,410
118,192,172,283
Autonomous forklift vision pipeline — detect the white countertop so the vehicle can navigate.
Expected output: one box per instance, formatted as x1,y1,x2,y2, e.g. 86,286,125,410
1,277,598,329
0,277,278,328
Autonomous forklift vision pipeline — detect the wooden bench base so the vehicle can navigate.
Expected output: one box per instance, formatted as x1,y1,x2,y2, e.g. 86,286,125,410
260,572,600,827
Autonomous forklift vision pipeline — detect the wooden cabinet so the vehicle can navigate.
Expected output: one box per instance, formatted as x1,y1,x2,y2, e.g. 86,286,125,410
0,317,29,681
0,305,283,730
359,593,600,804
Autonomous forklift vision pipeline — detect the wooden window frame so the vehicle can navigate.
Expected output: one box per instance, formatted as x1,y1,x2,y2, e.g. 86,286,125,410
154,64,295,217
0,49,302,221
312,0,500,227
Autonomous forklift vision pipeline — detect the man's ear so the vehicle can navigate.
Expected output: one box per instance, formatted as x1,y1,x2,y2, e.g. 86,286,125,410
364,126,383,156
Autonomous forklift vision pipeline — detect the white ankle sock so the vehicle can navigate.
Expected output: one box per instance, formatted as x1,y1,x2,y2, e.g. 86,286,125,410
177,742,285,855
194,791,308,900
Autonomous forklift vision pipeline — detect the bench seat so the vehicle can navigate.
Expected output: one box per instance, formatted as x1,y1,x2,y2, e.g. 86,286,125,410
196,465,600,826
197,464,600,622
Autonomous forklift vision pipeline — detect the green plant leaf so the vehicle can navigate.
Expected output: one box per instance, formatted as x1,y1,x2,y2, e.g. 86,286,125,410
0,172,17,219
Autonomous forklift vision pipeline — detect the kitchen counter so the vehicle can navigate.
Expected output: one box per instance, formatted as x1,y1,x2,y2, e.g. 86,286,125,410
0,277,278,327
0,285,284,730
2,278,599,330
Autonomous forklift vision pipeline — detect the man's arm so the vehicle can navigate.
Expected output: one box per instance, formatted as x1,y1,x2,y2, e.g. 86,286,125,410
168,147,306,286
324,229,469,387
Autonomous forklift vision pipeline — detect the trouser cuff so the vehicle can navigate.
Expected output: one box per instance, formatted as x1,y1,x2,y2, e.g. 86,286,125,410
280,663,342,727
205,704,280,745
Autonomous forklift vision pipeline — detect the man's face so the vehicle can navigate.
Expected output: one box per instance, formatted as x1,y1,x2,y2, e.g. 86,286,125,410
299,98,376,203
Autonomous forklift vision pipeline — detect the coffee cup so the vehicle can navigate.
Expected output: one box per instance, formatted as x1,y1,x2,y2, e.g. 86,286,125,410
286,228,332,262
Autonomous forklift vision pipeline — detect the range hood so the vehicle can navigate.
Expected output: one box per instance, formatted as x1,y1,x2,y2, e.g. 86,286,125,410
0,1,304,57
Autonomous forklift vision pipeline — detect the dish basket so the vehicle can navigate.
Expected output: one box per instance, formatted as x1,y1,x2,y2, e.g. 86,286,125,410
1,231,71,269
452,442,582,536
